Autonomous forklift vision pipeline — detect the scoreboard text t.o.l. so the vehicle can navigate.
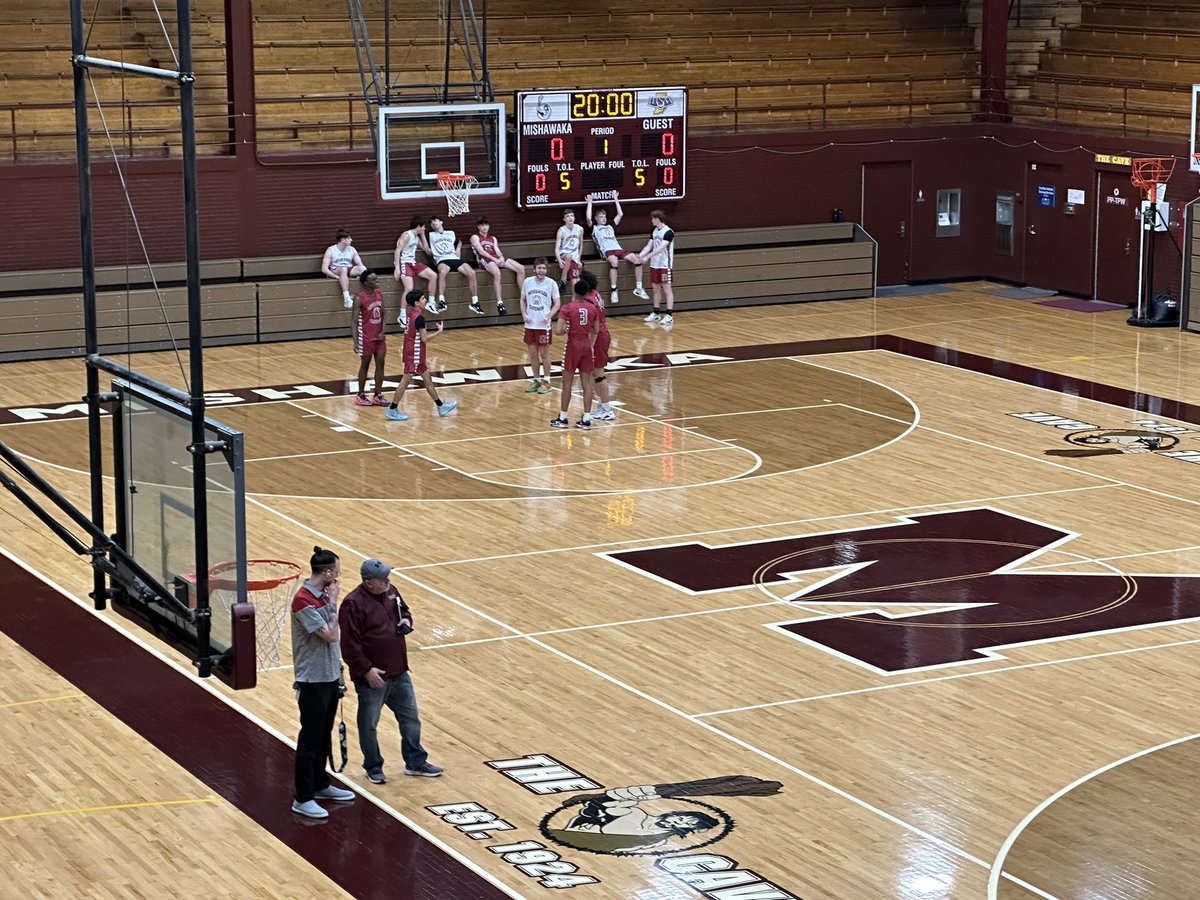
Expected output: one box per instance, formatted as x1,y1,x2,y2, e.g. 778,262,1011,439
515,87,687,208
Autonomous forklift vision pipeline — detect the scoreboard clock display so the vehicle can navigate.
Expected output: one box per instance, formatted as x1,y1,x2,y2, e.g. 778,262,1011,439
516,87,687,208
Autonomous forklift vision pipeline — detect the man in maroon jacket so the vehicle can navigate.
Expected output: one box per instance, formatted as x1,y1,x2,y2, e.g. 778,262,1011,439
338,558,443,783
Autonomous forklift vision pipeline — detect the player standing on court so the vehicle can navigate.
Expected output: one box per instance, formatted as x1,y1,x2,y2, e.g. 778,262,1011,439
351,270,388,407
554,208,584,292
639,210,675,326
321,229,367,309
578,269,615,420
428,215,480,316
384,289,458,421
520,257,561,395
550,280,599,430
392,216,437,332
586,192,648,305
470,216,525,316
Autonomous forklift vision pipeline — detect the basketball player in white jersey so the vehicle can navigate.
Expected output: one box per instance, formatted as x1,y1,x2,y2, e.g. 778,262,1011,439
638,209,675,327
519,257,561,394
428,215,479,315
392,215,438,331
469,216,525,316
321,229,367,308
554,209,584,291
585,192,648,305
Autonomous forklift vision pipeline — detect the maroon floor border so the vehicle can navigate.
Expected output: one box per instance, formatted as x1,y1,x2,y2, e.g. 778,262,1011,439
2,335,1196,426
0,556,511,900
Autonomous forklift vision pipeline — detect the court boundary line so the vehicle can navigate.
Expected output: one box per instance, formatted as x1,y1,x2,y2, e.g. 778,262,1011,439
987,730,1200,900
0,546,528,900
244,494,1007,879
283,390,766,497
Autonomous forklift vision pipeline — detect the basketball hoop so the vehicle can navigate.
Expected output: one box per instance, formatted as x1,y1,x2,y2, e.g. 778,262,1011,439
179,558,303,671
1131,157,1176,197
437,171,478,217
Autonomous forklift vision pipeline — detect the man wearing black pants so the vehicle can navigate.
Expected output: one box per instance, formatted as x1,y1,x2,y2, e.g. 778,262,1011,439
290,547,356,819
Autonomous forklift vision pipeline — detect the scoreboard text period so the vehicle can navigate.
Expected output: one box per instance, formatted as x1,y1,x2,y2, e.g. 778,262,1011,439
516,87,687,209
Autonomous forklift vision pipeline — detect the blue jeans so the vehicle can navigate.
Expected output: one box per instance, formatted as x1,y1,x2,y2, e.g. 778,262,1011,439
354,671,428,774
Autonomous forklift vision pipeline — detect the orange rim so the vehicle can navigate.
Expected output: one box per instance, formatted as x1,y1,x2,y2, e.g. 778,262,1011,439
178,558,303,593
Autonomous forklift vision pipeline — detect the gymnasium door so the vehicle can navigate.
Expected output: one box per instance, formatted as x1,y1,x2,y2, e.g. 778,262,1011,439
1094,170,1140,305
1023,161,1093,295
862,161,913,285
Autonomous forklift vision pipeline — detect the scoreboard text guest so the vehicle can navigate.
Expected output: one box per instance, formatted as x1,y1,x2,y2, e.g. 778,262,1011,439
516,87,687,208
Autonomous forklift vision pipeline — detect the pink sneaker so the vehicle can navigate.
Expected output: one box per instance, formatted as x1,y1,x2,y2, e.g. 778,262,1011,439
371,395,388,406
354,394,372,407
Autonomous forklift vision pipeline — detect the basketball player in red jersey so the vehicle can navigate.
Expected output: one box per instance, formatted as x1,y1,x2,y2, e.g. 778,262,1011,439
384,290,458,422
578,270,615,421
351,270,388,407
550,280,599,430
470,216,525,316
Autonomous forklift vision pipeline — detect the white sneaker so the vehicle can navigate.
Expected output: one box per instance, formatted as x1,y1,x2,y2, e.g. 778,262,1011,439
661,314,674,326
610,290,619,304
314,785,355,802
633,286,650,300
644,311,660,323
292,799,329,819
593,406,615,421
397,313,408,330
342,294,353,309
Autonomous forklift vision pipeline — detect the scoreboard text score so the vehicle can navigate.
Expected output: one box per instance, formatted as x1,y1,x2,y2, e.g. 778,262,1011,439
516,87,687,208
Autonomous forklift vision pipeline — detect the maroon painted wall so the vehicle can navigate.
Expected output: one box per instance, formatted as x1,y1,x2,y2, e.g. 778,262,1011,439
1,123,1191,296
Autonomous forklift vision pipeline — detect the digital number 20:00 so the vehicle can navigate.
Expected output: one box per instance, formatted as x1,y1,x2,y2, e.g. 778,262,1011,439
570,91,635,118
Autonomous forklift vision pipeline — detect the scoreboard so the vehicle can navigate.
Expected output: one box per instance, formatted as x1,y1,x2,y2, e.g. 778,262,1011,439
515,87,687,208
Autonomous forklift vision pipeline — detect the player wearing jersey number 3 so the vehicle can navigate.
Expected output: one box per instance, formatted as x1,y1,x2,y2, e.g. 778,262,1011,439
550,280,599,430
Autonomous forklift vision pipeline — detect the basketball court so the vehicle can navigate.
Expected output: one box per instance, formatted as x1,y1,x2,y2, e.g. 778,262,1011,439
4,285,1200,898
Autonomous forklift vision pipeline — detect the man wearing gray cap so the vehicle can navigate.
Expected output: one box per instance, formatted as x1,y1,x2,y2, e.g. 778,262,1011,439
338,558,443,783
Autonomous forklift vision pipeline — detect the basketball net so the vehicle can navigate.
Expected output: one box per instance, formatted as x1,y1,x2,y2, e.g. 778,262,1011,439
184,559,303,671
437,171,478,217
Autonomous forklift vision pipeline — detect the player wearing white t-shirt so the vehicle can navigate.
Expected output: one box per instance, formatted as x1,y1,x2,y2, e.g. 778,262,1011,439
519,257,562,393
428,215,478,315
638,210,676,326
585,191,648,305
554,209,584,291
392,215,438,329
321,229,367,308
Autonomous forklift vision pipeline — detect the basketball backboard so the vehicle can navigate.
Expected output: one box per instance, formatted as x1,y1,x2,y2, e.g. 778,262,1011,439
378,102,506,200
110,380,253,688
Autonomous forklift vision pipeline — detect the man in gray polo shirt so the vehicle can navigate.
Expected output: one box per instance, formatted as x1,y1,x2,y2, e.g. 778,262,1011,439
291,547,356,819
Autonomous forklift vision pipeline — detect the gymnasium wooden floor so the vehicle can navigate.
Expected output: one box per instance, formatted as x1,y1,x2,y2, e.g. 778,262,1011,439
3,282,1200,899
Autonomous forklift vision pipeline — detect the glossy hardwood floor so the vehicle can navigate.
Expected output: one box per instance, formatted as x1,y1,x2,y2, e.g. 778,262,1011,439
3,283,1200,899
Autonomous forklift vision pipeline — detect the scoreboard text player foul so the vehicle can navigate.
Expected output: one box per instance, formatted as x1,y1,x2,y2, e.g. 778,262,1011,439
516,87,687,208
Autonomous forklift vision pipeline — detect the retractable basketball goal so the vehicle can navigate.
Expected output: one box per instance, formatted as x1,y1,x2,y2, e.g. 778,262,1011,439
179,558,303,671
1128,157,1179,328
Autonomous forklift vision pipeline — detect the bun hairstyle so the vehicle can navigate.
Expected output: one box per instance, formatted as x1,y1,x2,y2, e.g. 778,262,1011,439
310,546,340,574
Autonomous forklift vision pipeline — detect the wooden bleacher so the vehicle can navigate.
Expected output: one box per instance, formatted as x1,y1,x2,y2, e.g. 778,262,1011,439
0,0,227,161
0,224,874,359
1009,1,1200,136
